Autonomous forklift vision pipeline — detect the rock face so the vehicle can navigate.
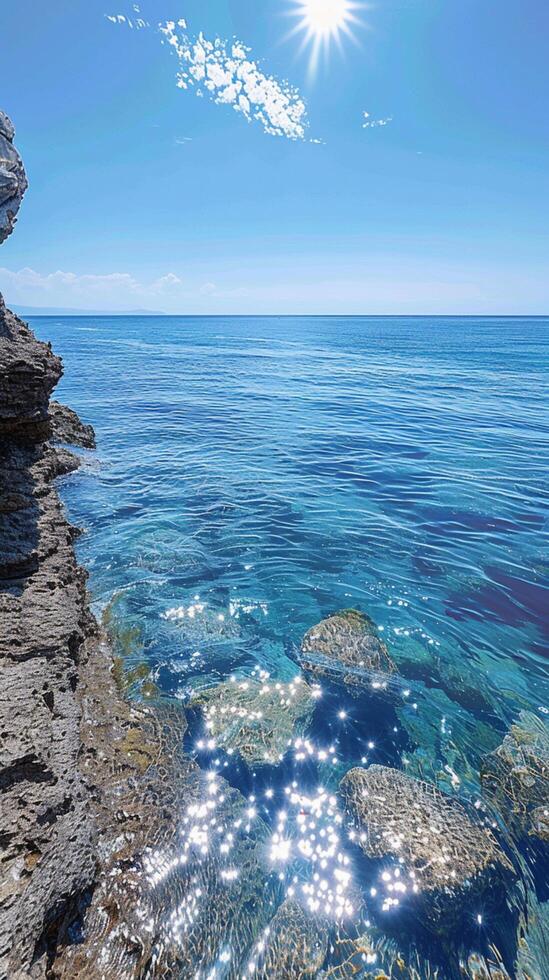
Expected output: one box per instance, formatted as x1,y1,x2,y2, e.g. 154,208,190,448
0,111,27,246
0,304,98,975
49,401,96,450
339,765,513,931
481,711,549,844
0,134,98,971
300,609,396,691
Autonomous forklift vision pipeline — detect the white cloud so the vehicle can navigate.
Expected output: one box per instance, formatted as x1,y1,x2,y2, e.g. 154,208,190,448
0,266,183,308
105,9,149,29
362,111,393,129
0,266,252,311
106,10,308,140
160,21,308,141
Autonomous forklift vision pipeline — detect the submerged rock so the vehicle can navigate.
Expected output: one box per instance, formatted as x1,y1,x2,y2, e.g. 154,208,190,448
514,893,549,980
190,673,317,765
339,765,513,931
251,900,329,978
51,636,282,980
481,711,549,844
300,609,397,693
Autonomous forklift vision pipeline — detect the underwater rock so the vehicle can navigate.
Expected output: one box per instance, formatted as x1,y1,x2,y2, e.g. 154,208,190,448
250,900,329,978
397,684,502,796
514,893,549,980
339,765,513,932
52,636,281,979
300,609,397,693
481,711,549,844
190,672,317,765
0,111,27,246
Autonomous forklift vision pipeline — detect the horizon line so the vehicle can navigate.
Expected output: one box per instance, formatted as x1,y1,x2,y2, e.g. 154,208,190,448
18,312,549,319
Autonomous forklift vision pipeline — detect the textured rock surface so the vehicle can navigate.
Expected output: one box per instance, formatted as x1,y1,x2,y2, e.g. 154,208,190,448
52,639,280,979
481,711,549,844
190,673,316,765
49,401,96,450
0,305,97,977
251,900,329,978
339,765,513,931
300,609,396,692
0,111,27,246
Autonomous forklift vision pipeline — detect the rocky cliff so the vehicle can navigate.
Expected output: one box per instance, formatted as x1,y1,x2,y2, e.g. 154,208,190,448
0,115,94,977
0,112,190,980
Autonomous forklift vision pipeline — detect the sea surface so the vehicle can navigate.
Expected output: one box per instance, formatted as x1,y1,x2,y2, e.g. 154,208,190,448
32,315,549,977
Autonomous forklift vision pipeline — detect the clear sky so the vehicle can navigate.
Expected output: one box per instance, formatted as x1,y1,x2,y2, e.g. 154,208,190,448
1,0,548,314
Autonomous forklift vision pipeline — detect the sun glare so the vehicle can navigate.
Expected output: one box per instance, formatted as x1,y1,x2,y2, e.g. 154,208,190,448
289,0,365,76
302,0,352,35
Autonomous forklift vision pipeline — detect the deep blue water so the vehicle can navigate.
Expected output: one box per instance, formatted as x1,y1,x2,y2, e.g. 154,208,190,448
31,315,549,975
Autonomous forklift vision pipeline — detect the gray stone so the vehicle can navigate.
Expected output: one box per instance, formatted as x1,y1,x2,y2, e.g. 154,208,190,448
339,765,513,932
0,111,27,246
300,609,397,694
49,401,96,449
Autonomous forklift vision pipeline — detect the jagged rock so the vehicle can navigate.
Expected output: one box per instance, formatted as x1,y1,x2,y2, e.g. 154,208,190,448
339,766,513,932
49,402,96,450
250,900,329,978
0,312,97,976
1,122,93,977
190,673,316,765
0,308,62,438
300,609,396,692
481,711,549,844
0,111,27,246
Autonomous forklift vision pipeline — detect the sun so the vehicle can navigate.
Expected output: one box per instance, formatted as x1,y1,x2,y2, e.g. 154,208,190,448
288,0,366,76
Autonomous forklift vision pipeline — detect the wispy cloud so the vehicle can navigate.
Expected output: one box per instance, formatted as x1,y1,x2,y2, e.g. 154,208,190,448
362,111,393,129
105,9,308,141
0,266,249,310
0,266,182,305
160,21,308,141
105,12,148,30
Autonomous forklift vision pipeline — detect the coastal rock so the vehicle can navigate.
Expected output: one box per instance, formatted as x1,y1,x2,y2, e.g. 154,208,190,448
49,401,96,450
190,673,316,765
300,609,396,692
0,310,97,976
481,711,549,844
0,112,27,246
339,765,513,931
0,308,62,438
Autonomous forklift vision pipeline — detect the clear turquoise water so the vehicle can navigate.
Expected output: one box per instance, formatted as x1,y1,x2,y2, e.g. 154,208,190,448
31,315,549,975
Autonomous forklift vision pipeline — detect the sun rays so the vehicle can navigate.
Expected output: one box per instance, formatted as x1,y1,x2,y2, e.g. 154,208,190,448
287,0,367,78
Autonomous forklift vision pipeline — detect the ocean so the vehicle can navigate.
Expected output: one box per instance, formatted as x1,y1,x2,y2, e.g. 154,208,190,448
31,314,549,977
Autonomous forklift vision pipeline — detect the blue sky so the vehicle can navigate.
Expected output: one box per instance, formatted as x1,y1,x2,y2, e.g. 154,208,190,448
1,0,548,314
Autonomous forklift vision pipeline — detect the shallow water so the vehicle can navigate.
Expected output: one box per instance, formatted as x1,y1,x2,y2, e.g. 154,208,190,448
32,315,549,977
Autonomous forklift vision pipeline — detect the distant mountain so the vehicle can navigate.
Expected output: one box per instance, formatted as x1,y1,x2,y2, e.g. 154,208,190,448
12,305,166,316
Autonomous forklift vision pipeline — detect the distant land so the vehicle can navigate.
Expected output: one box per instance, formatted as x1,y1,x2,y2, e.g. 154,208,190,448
12,305,166,316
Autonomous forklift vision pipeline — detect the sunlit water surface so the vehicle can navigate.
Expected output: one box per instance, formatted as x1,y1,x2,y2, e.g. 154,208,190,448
32,315,548,977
